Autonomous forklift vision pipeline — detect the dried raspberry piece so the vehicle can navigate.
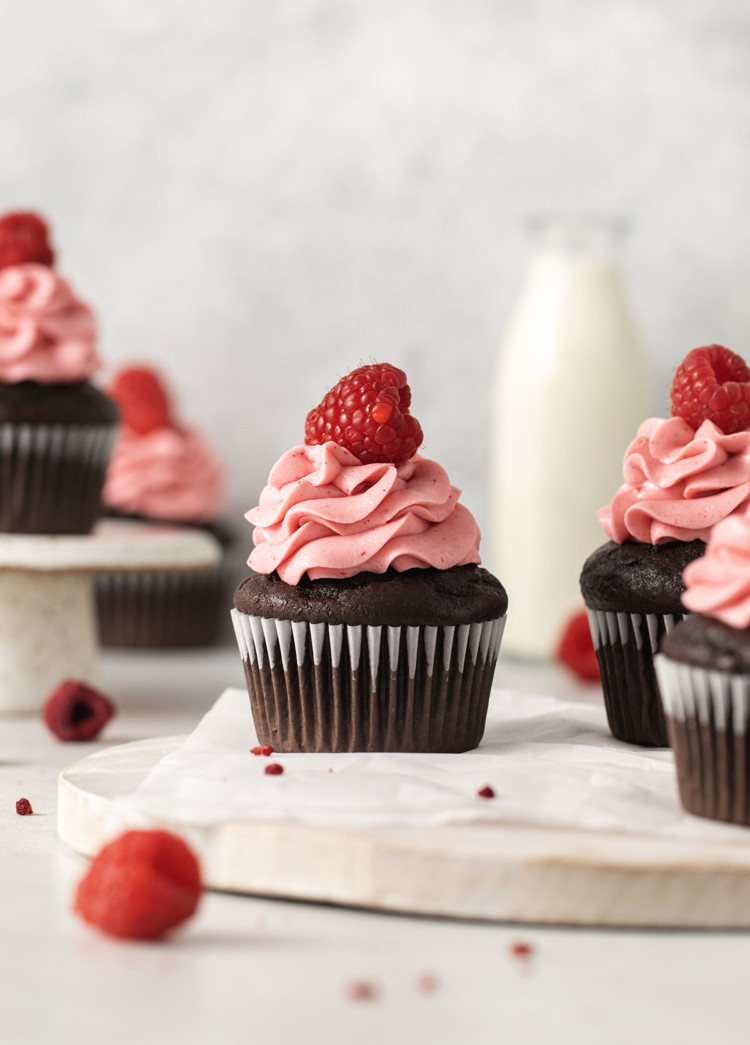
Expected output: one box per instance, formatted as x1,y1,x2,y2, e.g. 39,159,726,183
304,363,423,466
0,212,55,270
108,366,173,436
264,763,284,775
74,829,202,940
477,785,495,799
15,798,33,815
671,344,750,434
556,611,600,682
417,972,440,993
347,981,379,1001
250,745,274,756
510,940,534,959
43,680,115,741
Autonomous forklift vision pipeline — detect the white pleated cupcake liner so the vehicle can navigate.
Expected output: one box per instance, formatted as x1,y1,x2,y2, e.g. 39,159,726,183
585,607,687,746
96,563,227,648
655,654,750,825
231,609,506,753
0,421,116,533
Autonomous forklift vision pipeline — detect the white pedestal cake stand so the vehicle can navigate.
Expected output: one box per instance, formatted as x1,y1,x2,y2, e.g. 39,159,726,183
0,518,221,713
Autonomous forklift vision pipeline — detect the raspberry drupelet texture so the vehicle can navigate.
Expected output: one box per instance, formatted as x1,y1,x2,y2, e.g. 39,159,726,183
74,829,202,940
43,680,115,742
671,345,750,435
0,212,55,271
108,366,173,436
304,363,423,466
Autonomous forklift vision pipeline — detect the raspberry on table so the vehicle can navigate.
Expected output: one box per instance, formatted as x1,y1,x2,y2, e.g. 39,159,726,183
108,366,173,436
74,829,202,940
477,785,495,799
264,762,284,775
15,798,33,815
250,745,274,756
556,610,600,682
671,344,750,435
304,363,423,466
0,212,55,271
43,679,115,742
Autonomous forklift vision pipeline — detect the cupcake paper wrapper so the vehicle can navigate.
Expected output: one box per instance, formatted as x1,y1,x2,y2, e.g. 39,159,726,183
231,609,506,753
0,422,115,534
96,565,226,648
655,654,750,825
587,608,685,747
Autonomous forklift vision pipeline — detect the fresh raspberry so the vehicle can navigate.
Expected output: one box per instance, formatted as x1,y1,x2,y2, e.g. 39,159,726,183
264,763,284,775
108,366,173,436
0,212,55,270
671,345,750,434
43,680,115,741
74,829,202,940
556,611,600,683
304,363,423,466
477,785,495,799
15,798,33,815
250,745,274,756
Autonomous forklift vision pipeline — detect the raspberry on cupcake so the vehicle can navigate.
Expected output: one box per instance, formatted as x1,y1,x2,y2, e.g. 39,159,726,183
580,345,750,746
232,363,507,753
0,211,118,533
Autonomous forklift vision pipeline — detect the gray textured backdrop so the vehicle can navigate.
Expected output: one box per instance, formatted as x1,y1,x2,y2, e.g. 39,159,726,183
1,0,749,550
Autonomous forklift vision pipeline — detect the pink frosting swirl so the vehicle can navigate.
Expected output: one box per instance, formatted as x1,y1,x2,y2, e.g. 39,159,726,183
682,509,750,627
0,263,99,382
103,427,225,523
246,441,481,584
599,416,750,544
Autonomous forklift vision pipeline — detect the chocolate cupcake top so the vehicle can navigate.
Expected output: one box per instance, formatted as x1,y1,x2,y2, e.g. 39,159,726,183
580,539,705,614
661,614,750,674
234,564,507,627
0,379,118,425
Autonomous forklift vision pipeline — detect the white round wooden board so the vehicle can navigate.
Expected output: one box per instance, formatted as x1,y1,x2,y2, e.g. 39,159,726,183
58,735,750,929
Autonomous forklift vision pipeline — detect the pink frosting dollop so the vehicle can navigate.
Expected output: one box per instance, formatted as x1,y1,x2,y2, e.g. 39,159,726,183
0,263,99,383
682,509,750,627
599,416,750,544
103,427,225,523
246,441,481,584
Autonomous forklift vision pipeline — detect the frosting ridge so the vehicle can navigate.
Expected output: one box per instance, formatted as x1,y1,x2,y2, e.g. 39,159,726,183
247,441,481,583
599,416,750,544
103,427,224,523
682,509,750,628
0,263,99,383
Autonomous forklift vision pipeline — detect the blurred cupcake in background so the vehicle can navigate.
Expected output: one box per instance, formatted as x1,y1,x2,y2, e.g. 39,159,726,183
0,211,118,533
96,364,230,647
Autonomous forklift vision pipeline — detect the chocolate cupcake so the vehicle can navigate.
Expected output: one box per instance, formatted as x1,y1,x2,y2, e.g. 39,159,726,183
232,363,508,753
656,509,750,825
581,345,750,746
96,366,229,648
0,213,117,533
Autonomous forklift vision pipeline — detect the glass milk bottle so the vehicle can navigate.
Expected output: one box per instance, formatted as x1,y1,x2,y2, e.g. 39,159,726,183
489,214,650,660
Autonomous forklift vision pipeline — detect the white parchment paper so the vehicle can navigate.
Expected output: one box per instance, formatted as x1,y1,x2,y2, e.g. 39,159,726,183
115,686,750,842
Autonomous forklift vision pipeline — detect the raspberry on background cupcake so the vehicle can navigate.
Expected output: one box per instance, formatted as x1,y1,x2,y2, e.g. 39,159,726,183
580,345,750,746
96,365,229,648
0,211,118,533
656,507,750,825
232,363,507,753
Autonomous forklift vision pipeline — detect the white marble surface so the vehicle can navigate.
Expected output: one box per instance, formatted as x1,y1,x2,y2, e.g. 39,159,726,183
1,1,749,546
2,647,750,1044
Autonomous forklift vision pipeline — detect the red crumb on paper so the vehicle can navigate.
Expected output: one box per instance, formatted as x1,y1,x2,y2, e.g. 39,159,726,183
556,610,600,682
347,980,379,1001
74,829,202,940
264,763,284,776
15,798,33,815
250,745,274,756
43,680,115,741
417,972,440,993
510,941,534,959
477,785,495,799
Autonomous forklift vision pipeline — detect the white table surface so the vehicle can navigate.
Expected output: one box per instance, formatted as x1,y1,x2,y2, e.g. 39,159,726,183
2,647,749,1045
